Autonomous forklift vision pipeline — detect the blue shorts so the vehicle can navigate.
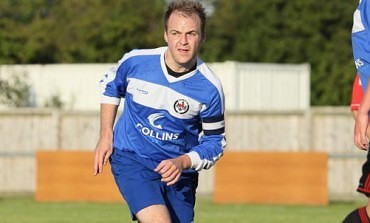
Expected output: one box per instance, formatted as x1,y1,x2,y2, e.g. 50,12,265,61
110,149,199,223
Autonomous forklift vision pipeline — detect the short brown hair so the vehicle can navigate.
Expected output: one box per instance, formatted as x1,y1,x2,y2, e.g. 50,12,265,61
164,0,207,37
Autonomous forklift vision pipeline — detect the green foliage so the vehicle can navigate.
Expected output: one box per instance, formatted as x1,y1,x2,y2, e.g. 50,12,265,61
0,0,360,105
0,73,32,107
44,94,64,109
202,0,357,106
0,0,165,63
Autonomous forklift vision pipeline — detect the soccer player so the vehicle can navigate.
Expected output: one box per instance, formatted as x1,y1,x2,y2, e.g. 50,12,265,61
343,0,370,222
94,1,226,222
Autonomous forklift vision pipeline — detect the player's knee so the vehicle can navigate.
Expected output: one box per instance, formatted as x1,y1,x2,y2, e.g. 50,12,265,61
136,204,172,223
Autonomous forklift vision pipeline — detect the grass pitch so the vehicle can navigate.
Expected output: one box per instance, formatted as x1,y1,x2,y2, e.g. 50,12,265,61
0,196,364,223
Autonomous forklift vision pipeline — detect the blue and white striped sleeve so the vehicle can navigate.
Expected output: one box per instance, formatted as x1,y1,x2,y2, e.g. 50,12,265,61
187,114,226,171
99,55,129,105
187,75,226,171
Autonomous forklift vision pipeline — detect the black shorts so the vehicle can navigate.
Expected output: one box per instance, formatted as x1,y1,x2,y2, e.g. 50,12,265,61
358,150,370,196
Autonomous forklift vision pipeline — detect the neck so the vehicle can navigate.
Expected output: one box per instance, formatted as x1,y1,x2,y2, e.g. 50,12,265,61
165,62,197,78
164,50,196,73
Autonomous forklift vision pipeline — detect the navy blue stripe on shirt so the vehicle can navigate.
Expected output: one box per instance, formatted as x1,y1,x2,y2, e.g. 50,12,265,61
202,114,225,135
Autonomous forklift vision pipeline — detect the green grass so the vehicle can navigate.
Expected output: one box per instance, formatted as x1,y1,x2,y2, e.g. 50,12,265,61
0,196,365,223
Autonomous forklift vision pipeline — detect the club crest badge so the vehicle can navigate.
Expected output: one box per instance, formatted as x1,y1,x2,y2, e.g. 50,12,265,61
174,99,189,114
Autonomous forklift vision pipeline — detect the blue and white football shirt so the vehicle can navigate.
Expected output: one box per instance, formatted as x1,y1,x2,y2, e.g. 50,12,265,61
352,0,370,90
100,47,226,171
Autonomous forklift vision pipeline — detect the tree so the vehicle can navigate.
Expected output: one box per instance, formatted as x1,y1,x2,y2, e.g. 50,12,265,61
202,0,357,106
0,73,32,107
0,0,360,106
0,0,166,63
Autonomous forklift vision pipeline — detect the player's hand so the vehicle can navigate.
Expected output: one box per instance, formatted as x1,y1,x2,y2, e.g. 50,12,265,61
354,113,369,151
154,155,191,186
94,137,113,176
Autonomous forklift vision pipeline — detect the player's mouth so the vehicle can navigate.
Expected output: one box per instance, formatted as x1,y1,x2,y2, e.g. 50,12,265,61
178,48,190,54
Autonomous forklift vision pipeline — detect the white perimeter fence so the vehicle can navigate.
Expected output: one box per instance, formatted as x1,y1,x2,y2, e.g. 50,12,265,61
0,107,365,201
0,61,310,111
0,62,363,201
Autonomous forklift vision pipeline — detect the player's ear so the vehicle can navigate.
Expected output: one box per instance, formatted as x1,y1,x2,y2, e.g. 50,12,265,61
201,32,206,43
164,31,168,43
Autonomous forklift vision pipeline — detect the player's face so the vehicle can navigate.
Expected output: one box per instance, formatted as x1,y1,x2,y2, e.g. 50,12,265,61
164,11,204,72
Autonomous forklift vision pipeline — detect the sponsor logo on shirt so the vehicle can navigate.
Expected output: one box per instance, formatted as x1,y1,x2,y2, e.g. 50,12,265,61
136,112,179,141
148,113,164,129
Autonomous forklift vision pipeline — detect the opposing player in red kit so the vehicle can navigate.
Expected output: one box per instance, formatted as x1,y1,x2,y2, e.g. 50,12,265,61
343,73,370,222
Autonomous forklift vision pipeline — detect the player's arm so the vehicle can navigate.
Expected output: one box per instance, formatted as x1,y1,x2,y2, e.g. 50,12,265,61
187,118,226,171
188,88,226,171
353,0,370,150
94,103,118,175
355,79,370,150
187,82,226,171
94,57,127,175
155,113,226,186
155,84,226,185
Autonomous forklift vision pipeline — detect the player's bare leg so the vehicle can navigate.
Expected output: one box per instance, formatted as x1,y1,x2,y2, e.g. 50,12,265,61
136,204,172,223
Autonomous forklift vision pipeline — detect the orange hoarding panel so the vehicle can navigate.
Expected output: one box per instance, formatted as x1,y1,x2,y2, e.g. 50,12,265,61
214,151,328,205
36,151,123,202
